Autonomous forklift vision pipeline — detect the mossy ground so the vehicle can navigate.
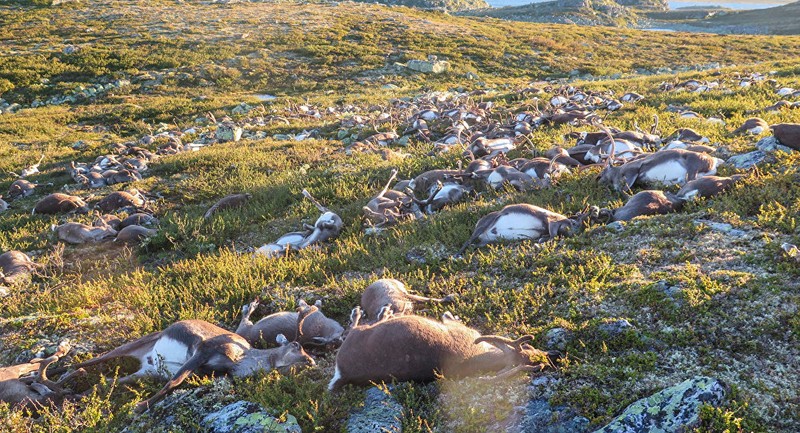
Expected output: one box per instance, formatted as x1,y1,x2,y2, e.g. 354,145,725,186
1,1,799,432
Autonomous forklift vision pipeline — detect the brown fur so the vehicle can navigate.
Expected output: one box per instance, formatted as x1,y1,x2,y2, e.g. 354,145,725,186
329,313,556,390
360,278,452,320
33,193,89,215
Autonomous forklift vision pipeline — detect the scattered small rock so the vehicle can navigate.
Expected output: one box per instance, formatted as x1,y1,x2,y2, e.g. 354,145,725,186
405,58,451,74
598,319,634,336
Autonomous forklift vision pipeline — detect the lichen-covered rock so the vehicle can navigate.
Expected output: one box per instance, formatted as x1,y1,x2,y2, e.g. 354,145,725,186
347,387,403,433
755,136,793,153
727,150,765,169
123,380,299,433
202,401,301,433
591,376,726,433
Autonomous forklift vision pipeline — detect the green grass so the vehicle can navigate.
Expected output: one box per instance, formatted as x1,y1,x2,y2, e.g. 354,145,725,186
1,0,800,432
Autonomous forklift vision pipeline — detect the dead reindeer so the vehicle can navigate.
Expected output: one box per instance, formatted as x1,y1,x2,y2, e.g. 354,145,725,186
105,169,142,185
360,278,455,320
363,169,423,227
71,319,316,414
594,124,722,192
236,299,344,351
328,310,559,391
771,123,800,150
95,190,147,213
32,193,89,215
115,225,157,244
0,196,7,213
481,166,545,192
468,136,516,158
204,193,252,219
409,180,471,214
668,128,709,144
77,172,107,189
732,118,769,136
508,156,568,182
94,214,122,231
7,179,39,200
584,138,643,163
458,204,589,256
408,169,463,198
254,232,308,258
544,147,584,168
0,251,37,285
676,175,744,200
297,189,343,248
52,222,117,245
0,342,82,410
120,213,159,229
253,190,342,257
10,154,45,178
597,190,684,222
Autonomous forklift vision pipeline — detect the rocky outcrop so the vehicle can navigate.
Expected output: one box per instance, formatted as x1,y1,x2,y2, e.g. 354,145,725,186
592,376,727,433
355,0,488,12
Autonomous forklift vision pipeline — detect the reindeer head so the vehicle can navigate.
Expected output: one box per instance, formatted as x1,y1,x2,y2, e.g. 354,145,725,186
474,335,561,377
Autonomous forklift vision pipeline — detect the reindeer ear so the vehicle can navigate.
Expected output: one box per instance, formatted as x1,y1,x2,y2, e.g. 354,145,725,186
276,334,289,345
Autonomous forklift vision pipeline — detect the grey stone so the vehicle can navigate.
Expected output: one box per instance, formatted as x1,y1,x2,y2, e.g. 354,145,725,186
726,150,765,169
406,59,450,74
591,376,726,433
694,220,747,237
606,221,625,232
598,319,634,336
201,400,301,433
517,398,590,433
216,124,243,142
347,387,403,433
755,136,793,153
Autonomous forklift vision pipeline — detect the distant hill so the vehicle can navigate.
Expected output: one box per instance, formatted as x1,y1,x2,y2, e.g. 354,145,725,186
458,0,646,27
690,1,800,34
355,0,488,11
646,1,800,34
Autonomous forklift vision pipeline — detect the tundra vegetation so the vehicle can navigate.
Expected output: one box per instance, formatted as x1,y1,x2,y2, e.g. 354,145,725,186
1,1,800,432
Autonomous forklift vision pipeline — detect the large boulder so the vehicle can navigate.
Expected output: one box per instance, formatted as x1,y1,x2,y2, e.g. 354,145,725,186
592,376,726,433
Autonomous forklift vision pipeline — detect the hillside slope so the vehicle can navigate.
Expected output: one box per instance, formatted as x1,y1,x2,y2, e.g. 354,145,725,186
1,1,800,432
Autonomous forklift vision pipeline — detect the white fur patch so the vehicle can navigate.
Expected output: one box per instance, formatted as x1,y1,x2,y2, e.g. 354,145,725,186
643,161,688,185
145,337,190,377
747,126,765,135
481,213,544,243
328,365,342,391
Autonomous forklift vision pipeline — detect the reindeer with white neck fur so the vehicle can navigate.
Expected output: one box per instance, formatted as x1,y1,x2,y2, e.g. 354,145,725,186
71,311,316,413
593,121,722,192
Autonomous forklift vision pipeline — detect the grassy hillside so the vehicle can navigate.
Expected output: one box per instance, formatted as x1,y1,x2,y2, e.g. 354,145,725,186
1,1,800,432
